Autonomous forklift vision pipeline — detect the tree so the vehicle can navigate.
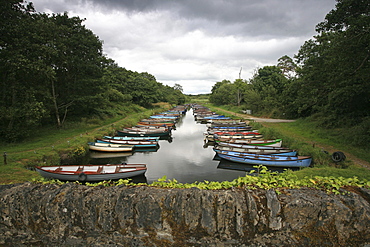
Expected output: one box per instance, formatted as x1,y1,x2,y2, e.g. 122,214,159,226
209,82,236,105
234,79,248,106
173,83,183,92
248,66,289,116
294,0,370,126
210,80,230,94
0,0,49,140
277,55,297,79
44,13,105,126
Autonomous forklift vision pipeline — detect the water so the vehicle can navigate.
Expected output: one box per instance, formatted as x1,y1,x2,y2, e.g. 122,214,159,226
88,108,247,184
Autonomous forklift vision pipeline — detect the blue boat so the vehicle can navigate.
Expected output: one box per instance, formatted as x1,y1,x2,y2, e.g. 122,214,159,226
214,148,297,156
204,115,230,119
217,152,312,168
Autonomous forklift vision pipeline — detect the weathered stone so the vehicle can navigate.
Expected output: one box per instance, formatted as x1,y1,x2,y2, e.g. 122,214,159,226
0,183,369,246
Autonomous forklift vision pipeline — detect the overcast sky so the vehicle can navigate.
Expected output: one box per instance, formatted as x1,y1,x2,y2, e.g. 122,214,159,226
32,0,336,94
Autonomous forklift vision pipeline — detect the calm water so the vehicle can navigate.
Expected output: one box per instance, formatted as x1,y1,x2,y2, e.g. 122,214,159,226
88,108,248,184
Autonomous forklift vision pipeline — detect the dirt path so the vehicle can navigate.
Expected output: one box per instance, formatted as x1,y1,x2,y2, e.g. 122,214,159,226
213,107,370,169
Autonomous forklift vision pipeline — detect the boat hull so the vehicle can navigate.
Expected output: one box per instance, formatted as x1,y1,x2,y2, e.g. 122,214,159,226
214,148,297,156
35,164,147,182
104,136,160,141
216,139,283,147
96,139,158,148
117,130,171,137
217,153,311,168
88,142,134,152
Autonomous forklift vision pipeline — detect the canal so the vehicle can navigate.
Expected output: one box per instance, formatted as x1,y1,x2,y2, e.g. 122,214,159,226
88,108,247,184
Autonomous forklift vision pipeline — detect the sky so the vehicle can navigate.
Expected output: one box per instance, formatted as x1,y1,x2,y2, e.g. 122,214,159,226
32,0,336,95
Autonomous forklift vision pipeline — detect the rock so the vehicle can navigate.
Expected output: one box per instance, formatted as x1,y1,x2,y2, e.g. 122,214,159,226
0,183,369,246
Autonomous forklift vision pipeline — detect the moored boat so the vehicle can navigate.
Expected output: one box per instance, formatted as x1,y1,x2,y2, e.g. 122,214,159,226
140,118,176,124
123,126,170,132
205,131,264,141
35,163,147,182
215,138,283,147
206,122,248,127
216,141,286,149
88,142,134,152
136,122,175,128
96,139,158,148
213,146,297,156
117,129,171,137
207,126,253,132
217,152,312,168
150,115,179,120
103,136,160,141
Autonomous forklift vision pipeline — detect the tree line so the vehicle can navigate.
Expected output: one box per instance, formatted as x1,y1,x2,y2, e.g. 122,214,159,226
209,0,369,145
0,1,186,142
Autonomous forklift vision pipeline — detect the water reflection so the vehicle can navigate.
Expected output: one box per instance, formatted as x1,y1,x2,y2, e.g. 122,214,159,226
88,108,246,184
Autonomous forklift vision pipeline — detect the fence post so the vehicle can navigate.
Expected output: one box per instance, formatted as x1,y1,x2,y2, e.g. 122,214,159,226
3,152,7,165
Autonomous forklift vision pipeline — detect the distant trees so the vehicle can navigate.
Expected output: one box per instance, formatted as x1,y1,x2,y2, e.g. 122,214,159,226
209,66,289,117
0,1,185,142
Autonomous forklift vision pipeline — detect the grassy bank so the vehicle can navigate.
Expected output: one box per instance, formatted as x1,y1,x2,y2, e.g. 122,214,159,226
207,104,370,181
0,103,171,184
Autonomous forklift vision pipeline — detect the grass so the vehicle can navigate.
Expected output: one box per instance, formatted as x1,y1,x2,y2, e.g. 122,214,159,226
263,120,370,162
0,103,171,184
292,166,370,181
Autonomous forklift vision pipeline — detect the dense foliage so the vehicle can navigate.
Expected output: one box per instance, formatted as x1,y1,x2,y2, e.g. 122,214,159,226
209,0,369,134
33,165,370,195
0,1,185,142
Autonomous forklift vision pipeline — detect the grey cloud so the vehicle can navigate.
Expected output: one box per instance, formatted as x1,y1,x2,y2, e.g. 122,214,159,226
31,0,337,94
83,0,335,37
36,0,335,38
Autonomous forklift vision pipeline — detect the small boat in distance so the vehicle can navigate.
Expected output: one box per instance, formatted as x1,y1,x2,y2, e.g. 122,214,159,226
35,163,147,182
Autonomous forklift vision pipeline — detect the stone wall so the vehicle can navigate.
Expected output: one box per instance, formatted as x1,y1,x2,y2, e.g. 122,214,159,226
0,183,369,246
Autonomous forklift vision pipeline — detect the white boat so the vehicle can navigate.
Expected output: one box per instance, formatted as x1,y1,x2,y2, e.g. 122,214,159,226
103,136,160,141
96,139,159,148
88,142,134,152
35,164,147,182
